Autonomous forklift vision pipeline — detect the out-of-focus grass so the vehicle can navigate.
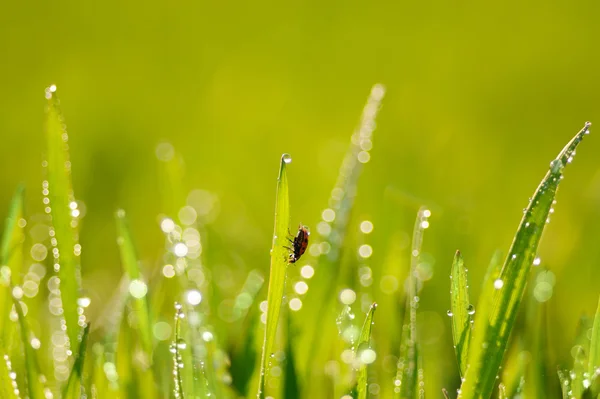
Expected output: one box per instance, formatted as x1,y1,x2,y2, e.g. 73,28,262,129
0,84,597,399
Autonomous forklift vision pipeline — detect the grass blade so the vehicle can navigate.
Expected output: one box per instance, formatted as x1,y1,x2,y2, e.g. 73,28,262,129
172,303,186,399
459,122,592,399
257,153,291,398
63,324,91,399
450,250,472,377
395,207,431,398
353,302,377,399
44,85,82,349
115,209,153,358
301,84,385,392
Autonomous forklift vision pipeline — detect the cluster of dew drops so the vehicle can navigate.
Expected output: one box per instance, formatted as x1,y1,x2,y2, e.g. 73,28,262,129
171,302,187,399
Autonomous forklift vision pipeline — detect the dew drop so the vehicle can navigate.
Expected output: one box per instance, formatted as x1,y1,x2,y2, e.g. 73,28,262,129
447,310,453,317
467,304,475,315
282,154,292,164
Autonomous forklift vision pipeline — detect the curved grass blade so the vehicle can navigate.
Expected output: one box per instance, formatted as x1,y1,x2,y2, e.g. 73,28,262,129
459,122,592,399
44,85,82,349
257,153,290,398
63,323,91,399
450,250,472,377
352,302,377,399
115,210,153,358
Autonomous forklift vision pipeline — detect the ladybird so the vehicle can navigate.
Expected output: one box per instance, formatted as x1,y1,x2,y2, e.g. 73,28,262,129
287,224,310,263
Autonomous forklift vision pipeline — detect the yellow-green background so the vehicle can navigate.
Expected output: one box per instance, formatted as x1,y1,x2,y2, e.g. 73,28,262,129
1,0,600,395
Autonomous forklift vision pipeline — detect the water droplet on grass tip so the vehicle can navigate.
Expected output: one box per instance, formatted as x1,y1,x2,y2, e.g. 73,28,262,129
282,154,292,164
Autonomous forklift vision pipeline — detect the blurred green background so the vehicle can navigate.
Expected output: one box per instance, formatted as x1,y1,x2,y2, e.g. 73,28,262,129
1,0,600,395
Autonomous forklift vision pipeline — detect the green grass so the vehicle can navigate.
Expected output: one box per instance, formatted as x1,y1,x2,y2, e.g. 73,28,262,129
0,84,597,399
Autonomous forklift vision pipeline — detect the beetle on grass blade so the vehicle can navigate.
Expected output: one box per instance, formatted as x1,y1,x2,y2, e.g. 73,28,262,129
285,224,310,264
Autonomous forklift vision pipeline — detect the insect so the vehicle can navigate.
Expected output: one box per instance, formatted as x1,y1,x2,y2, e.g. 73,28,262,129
286,224,310,263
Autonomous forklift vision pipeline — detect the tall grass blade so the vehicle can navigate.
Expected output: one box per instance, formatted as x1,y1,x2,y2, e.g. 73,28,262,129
115,209,153,357
172,303,186,399
301,84,385,391
44,85,82,349
352,302,377,399
63,324,91,399
394,207,431,398
450,250,472,377
459,122,592,399
257,153,291,398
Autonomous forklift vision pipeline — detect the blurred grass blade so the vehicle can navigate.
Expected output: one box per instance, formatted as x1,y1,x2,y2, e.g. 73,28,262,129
257,153,291,398
63,324,91,399
11,289,46,399
459,122,592,399
395,207,431,398
45,85,82,349
481,249,503,293
284,319,300,399
0,350,20,399
450,250,472,377
352,302,377,399
115,209,153,357
0,186,25,337
173,303,185,399
0,187,46,399
91,345,109,399
301,84,385,391
588,294,600,381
